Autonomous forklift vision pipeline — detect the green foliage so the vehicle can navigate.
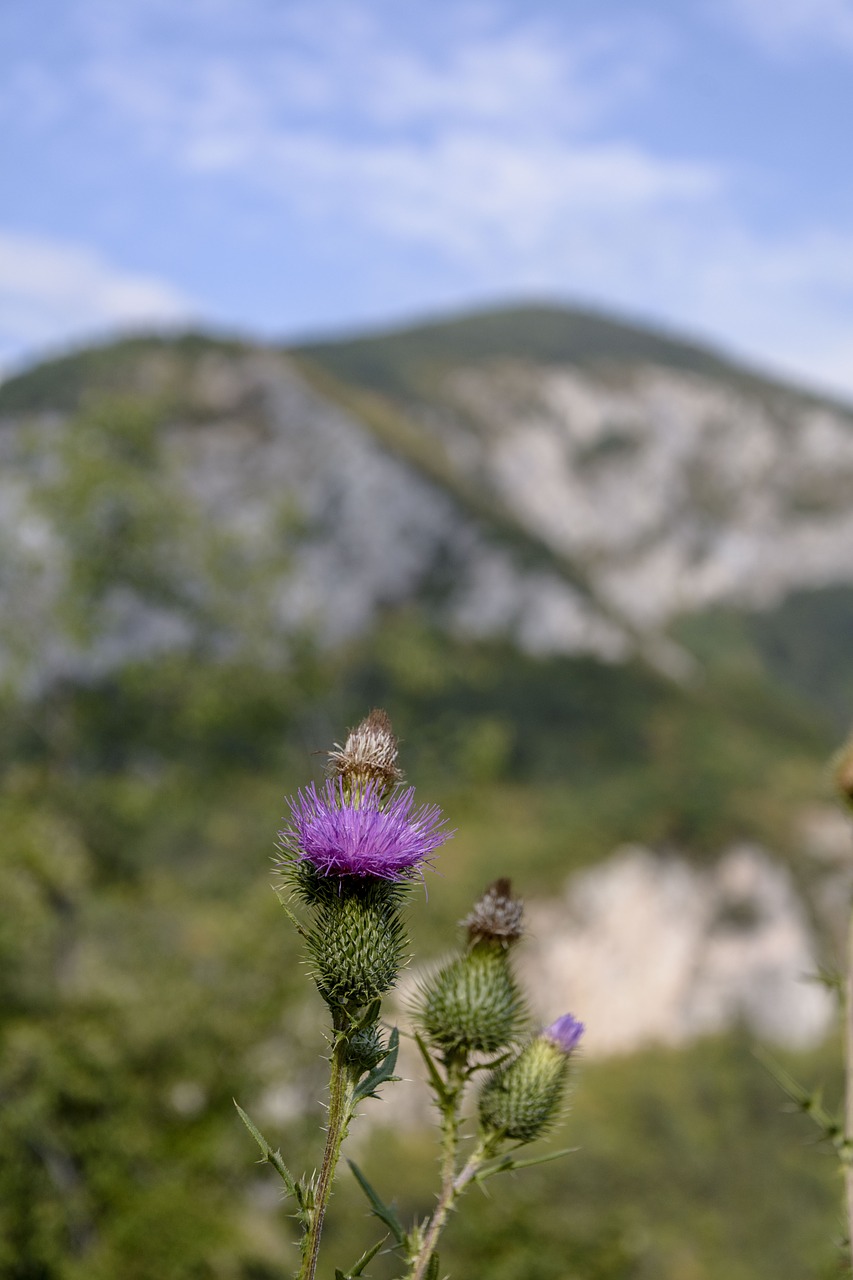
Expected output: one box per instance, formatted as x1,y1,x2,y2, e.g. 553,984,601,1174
294,304,803,406
0,333,246,415
0,826,309,1278
329,606,830,879
0,579,841,1276
326,1035,844,1280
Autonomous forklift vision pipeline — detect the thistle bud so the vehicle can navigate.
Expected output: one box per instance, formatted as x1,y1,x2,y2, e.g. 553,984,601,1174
306,876,408,1010
327,708,402,799
416,942,525,1055
344,1024,387,1072
478,1014,584,1143
461,878,524,948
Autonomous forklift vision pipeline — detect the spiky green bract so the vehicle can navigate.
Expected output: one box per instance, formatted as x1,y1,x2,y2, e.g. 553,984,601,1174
416,941,525,1055
299,868,409,1011
478,1035,571,1143
344,1024,386,1073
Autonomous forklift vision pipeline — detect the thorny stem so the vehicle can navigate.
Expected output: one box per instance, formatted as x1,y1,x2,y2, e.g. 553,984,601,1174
299,1018,353,1280
406,1049,500,1280
438,1056,465,1192
406,1139,490,1280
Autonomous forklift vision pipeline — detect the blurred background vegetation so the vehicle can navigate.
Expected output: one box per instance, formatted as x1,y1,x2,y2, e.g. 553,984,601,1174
1,341,852,1280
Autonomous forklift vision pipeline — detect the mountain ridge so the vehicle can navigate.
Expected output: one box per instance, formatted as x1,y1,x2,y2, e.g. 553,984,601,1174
3,301,853,417
1,301,852,705
294,301,851,411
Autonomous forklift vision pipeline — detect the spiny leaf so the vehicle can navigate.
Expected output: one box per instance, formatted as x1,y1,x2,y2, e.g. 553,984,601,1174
414,1032,450,1103
755,1050,849,1157
478,1144,579,1181
473,1049,513,1077
335,1234,389,1278
234,1101,302,1204
425,1251,440,1280
347,1158,405,1244
355,997,382,1030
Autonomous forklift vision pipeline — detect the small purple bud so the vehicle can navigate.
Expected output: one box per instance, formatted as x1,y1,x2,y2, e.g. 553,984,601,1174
543,1013,584,1055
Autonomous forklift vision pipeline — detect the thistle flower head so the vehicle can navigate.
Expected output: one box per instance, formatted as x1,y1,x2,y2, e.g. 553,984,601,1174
462,878,524,947
327,708,403,796
543,1013,585,1055
280,777,452,881
415,944,526,1054
478,1014,583,1143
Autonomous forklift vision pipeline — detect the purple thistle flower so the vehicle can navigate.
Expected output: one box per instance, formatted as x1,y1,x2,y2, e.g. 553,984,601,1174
281,778,453,880
543,1013,585,1055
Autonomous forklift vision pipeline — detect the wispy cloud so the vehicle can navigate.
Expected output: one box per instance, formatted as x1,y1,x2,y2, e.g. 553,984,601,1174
67,1,713,268
717,0,853,56
0,230,193,371
73,0,667,138
2,0,853,398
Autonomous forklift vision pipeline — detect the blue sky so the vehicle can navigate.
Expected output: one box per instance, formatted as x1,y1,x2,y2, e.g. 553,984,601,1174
2,0,853,396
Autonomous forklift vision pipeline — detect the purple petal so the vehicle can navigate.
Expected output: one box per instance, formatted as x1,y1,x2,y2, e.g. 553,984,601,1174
543,1013,584,1055
280,777,453,880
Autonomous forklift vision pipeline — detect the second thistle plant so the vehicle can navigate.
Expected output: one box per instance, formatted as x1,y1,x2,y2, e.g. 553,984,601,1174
383,880,584,1280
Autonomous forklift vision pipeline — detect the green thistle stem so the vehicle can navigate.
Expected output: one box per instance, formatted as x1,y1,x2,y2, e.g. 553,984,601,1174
438,1055,465,1189
406,1136,492,1280
299,1019,353,1280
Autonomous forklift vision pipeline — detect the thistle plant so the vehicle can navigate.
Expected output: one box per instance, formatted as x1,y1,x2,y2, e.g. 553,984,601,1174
236,711,584,1280
760,731,853,1275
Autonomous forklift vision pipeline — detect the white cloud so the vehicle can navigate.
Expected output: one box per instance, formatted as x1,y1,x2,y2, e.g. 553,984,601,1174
718,0,853,55
265,133,720,262
70,4,713,269
0,230,193,370
4,0,853,400
75,1,666,150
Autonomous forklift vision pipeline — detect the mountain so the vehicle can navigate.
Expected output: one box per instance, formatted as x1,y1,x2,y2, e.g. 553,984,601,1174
2,304,853,701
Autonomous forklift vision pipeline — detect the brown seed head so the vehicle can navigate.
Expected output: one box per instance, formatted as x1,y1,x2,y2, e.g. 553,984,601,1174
462,878,524,947
327,708,403,793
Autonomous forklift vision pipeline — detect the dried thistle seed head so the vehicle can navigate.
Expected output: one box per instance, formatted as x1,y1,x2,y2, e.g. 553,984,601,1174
462,878,524,946
327,708,403,793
